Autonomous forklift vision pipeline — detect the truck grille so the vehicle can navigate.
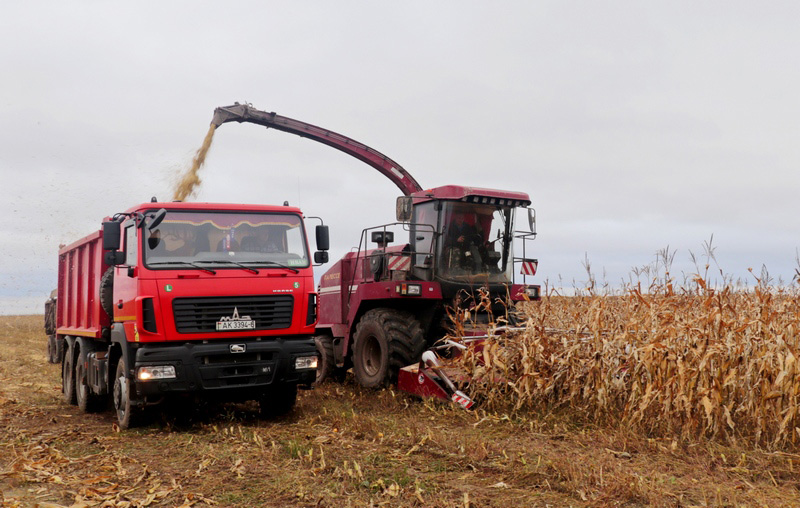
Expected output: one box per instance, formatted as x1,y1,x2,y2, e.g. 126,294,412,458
173,295,294,334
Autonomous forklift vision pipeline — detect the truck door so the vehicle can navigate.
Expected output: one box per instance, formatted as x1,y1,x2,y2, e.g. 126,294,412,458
112,221,139,324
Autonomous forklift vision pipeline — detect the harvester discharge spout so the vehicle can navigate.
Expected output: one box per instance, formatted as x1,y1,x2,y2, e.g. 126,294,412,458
210,102,423,196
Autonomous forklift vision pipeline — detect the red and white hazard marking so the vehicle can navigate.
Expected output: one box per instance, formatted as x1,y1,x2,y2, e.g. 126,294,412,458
388,255,411,271
520,259,538,275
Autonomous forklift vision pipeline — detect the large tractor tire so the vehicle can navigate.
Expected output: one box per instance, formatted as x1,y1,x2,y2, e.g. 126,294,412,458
313,335,348,384
259,383,298,418
75,343,105,413
99,268,114,319
62,338,77,405
113,359,141,429
352,309,426,389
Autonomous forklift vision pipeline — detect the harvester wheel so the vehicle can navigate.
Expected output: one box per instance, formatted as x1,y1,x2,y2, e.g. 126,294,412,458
314,335,335,384
62,339,77,405
113,359,140,430
99,268,114,319
75,344,104,413
352,309,426,388
259,383,298,418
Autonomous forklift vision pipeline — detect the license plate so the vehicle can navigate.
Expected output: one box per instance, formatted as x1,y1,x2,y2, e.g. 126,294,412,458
216,320,256,331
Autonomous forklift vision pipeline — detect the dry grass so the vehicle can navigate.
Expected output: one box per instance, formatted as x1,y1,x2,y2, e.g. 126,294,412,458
456,272,800,450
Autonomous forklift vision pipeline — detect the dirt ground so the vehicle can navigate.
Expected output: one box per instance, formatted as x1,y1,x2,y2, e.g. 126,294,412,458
2,315,799,507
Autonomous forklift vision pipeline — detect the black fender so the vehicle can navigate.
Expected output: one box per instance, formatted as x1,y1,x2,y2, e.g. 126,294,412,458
110,323,135,379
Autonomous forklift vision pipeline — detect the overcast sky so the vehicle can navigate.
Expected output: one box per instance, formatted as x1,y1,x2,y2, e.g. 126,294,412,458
1,2,798,314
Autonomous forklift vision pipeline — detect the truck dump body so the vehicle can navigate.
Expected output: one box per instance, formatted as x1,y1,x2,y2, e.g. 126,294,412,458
57,231,109,339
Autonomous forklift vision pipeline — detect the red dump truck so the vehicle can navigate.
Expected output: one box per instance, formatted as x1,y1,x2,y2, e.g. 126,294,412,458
52,200,329,428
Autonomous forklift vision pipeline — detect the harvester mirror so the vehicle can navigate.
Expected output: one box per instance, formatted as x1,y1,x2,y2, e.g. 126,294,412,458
148,208,167,231
102,221,121,251
396,196,413,222
315,225,330,251
527,208,536,233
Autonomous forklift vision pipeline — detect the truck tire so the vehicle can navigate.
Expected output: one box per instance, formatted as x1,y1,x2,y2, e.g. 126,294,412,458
113,359,140,429
99,268,114,319
75,344,104,413
352,309,426,389
259,383,298,418
62,339,77,405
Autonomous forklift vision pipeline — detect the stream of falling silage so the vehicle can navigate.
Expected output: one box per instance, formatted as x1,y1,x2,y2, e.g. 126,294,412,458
172,124,216,202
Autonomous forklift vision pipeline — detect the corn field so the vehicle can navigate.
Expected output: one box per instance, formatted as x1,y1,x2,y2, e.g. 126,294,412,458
454,275,800,449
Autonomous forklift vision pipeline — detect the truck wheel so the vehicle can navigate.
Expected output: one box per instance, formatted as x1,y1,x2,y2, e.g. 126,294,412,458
352,309,426,388
259,384,298,418
99,268,114,319
62,339,77,405
314,335,335,384
113,360,139,429
75,345,104,413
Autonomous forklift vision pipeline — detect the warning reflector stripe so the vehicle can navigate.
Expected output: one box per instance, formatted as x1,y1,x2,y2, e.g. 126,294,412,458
521,259,538,276
388,255,411,271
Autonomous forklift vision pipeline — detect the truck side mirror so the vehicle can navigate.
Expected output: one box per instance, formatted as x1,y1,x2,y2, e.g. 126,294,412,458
104,251,126,266
396,196,413,222
316,225,330,251
314,251,329,264
102,221,121,251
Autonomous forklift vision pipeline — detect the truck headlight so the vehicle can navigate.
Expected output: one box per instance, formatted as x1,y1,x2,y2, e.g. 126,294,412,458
295,356,318,370
137,365,176,381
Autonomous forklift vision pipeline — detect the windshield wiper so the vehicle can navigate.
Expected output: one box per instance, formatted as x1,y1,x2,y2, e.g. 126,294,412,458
240,260,300,274
148,261,217,274
195,260,259,274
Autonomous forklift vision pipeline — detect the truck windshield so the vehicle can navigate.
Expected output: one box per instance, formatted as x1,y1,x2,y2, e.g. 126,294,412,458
143,210,309,270
435,201,514,284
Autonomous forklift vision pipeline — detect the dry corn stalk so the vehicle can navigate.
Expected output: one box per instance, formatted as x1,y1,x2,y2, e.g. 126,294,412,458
453,278,800,450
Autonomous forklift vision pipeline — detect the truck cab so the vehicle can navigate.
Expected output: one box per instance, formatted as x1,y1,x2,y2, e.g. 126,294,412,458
56,201,328,428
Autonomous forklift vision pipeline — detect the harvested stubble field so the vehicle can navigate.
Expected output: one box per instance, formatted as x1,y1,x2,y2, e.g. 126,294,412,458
2,303,800,507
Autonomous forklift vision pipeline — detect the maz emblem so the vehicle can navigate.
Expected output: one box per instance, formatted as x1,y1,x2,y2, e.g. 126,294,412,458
216,307,256,331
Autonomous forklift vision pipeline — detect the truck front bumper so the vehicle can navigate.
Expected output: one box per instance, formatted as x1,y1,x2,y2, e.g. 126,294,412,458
131,338,316,398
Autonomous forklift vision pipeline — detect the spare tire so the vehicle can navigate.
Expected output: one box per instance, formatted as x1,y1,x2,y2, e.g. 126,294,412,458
99,267,114,319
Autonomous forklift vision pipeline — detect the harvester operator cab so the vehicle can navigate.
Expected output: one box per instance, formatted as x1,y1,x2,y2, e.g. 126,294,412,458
398,186,535,297
411,200,513,283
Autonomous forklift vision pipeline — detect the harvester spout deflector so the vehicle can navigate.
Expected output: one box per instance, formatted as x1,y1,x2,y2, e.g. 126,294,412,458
211,103,423,196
